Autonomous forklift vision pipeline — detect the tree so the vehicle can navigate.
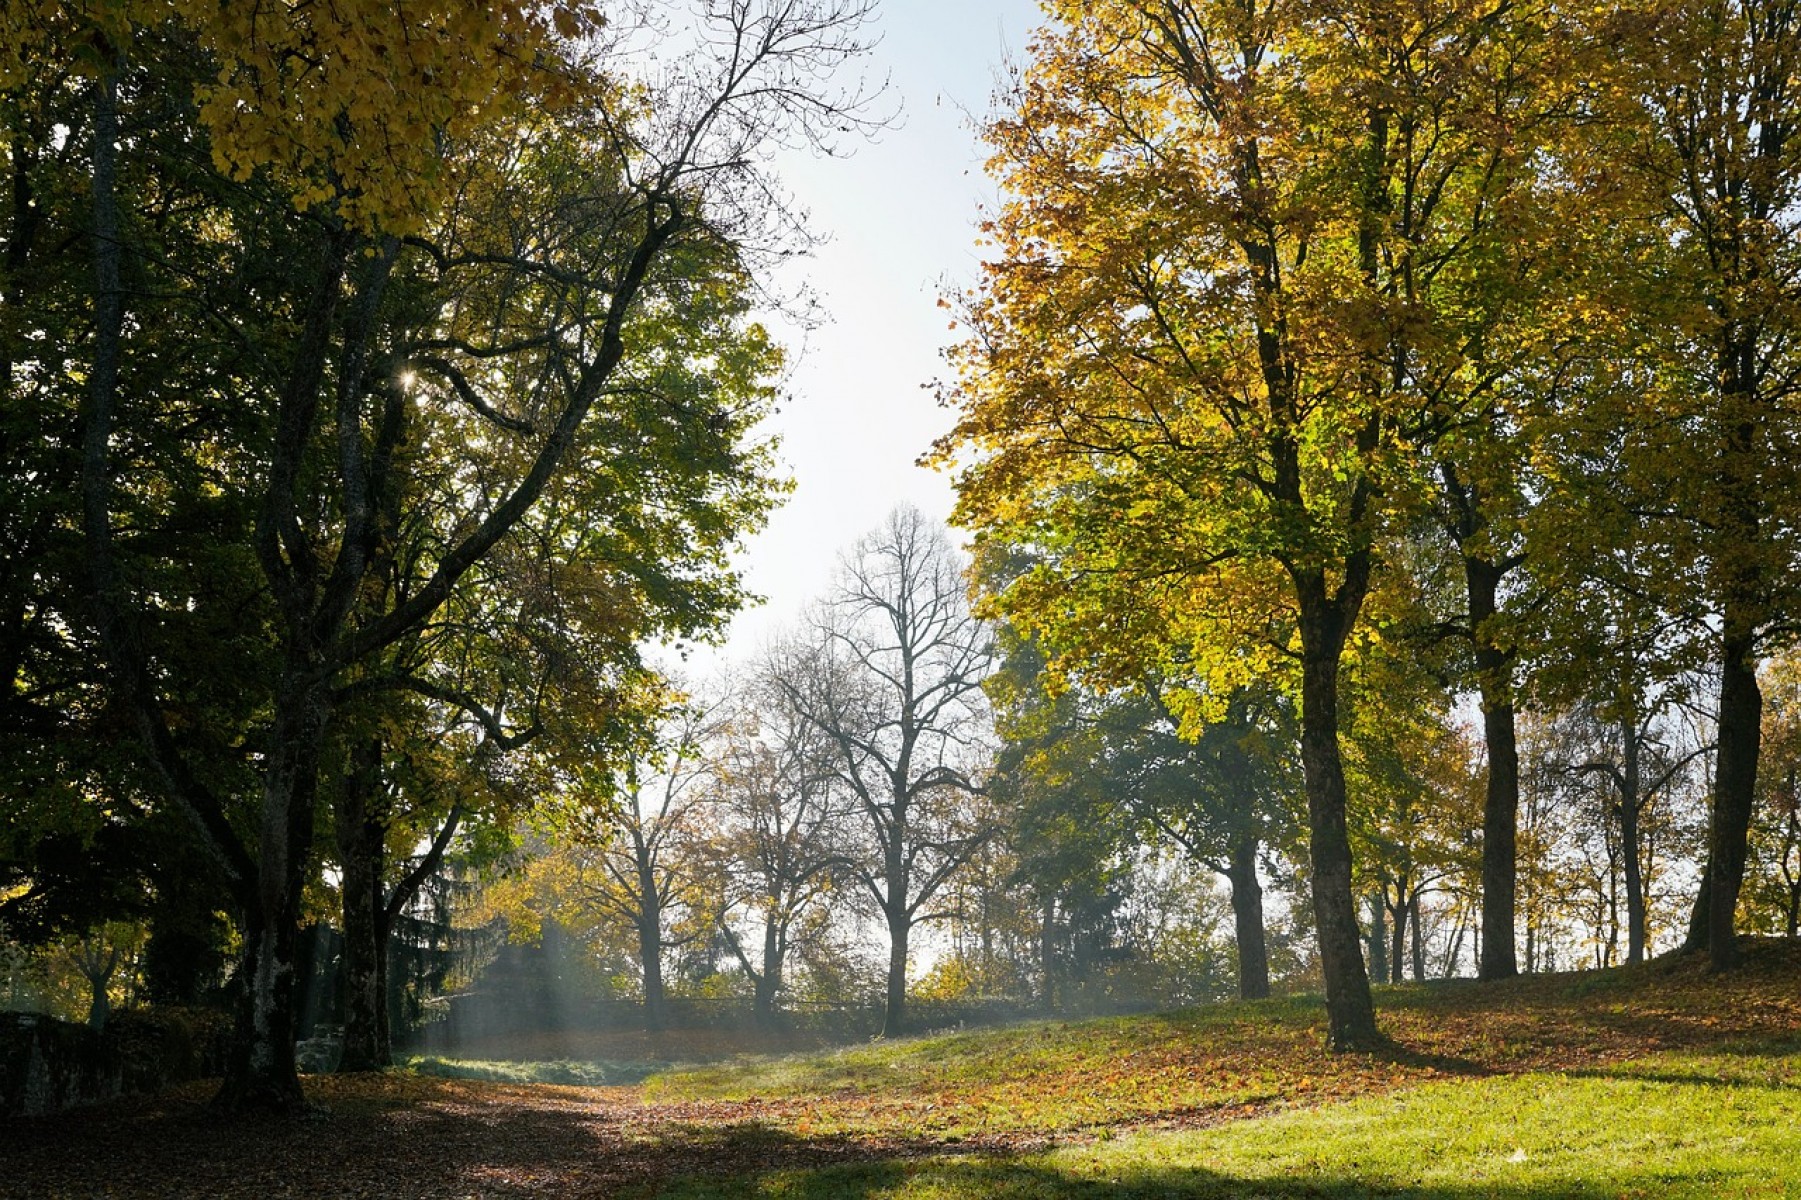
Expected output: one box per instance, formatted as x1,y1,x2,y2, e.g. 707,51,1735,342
712,663,850,1028
940,0,1564,1049
26,0,876,1111
1747,653,1801,936
558,703,726,1032
1570,0,1801,968
984,611,1298,1002
1628,0,1801,965
778,507,993,1037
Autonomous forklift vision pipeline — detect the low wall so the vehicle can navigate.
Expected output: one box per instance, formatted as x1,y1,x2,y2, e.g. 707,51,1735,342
1,1008,230,1117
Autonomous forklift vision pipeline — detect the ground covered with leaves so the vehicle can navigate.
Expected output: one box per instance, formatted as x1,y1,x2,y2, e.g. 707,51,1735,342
6,942,1800,1199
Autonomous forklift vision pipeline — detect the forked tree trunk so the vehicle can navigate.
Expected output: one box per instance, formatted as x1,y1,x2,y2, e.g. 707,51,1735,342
753,918,784,1028
1388,888,1408,985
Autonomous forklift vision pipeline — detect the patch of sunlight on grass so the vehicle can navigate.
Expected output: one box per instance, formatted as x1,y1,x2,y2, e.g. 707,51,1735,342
401,1055,664,1086
651,1049,1801,1199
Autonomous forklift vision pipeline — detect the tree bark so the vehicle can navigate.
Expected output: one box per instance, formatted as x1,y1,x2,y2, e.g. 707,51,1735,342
1706,624,1762,971
1387,886,1408,985
215,679,327,1113
1469,556,1520,981
1298,602,1379,1049
1409,892,1425,983
1617,719,1647,965
1368,893,1388,985
1225,830,1270,1000
639,877,666,1032
753,917,783,1028
336,740,387,1072
882,907,909,1038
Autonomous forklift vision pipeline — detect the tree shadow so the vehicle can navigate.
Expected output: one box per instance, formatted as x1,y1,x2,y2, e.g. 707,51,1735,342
648,1155,1692,1200
0,1083,1012,1199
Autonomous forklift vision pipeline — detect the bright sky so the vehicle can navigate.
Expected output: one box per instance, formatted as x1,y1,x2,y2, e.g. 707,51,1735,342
703,0,1044,663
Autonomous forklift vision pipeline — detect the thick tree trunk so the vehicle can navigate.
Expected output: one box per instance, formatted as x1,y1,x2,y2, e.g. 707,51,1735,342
639,917,666,1032
882,908,909,1038
1225,831,1270,1000
1707,627,1762,971
753,919,783,1028
1038,898,1058,1014
336,740,388,1071
1297,610,1379,1049
216,907,305,1113
84,971,111,1031
1471,553,1520,982
215,681,326,1114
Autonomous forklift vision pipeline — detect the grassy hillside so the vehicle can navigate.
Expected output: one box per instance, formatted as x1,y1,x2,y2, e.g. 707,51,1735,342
643,941,1801,1196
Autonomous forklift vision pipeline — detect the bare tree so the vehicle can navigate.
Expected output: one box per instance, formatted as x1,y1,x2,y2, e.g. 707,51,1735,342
712,665,849,1027
568,703,724,1032
779,507,994,1036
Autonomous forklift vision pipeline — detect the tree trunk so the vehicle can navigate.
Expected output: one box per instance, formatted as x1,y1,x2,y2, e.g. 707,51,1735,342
1225,830,1270,1000
216,906,305,1112
1618,720,1647,965
1297,587,1378,1048
1409,892,1425,983
1038,898,1058,1014
215,680,325,1114
1387,889,1407,985
639,912,666,1032
1706,625,1762,971
882,907,909,1038
753,918,783,1028
337,740,388,1071
85,974,111,1031
1368,893,1388,985
1469,554,1520,981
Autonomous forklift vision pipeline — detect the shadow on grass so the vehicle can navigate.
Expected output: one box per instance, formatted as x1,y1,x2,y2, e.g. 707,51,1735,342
651,1155,1709,1200
0,1081,1000,1199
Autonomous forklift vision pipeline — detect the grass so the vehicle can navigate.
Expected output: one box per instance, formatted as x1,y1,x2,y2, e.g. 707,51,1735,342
9,942,1801,1199
638,941,1801,1197
652,1048,1801,1197
403,1054,647,1085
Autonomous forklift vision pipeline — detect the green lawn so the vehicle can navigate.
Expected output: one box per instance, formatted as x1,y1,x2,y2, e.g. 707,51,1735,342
651,1046,1801,1197
638,943,1801,1198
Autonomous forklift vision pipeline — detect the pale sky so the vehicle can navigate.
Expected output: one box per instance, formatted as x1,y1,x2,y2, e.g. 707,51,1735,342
703,0,1044,663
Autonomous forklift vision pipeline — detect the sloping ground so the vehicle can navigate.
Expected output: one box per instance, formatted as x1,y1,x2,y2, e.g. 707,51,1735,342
3,941,1799,1199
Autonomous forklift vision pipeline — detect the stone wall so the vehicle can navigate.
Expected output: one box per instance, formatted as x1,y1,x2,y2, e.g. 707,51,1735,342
1,1008,230,1117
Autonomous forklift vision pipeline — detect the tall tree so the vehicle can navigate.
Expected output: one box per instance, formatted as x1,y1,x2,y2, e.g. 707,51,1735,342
1598,0,1801,970
559,702,725,1032
713,665,850,1028
25,0,875,1111
940,0,1561,1048
779,507,993,1037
